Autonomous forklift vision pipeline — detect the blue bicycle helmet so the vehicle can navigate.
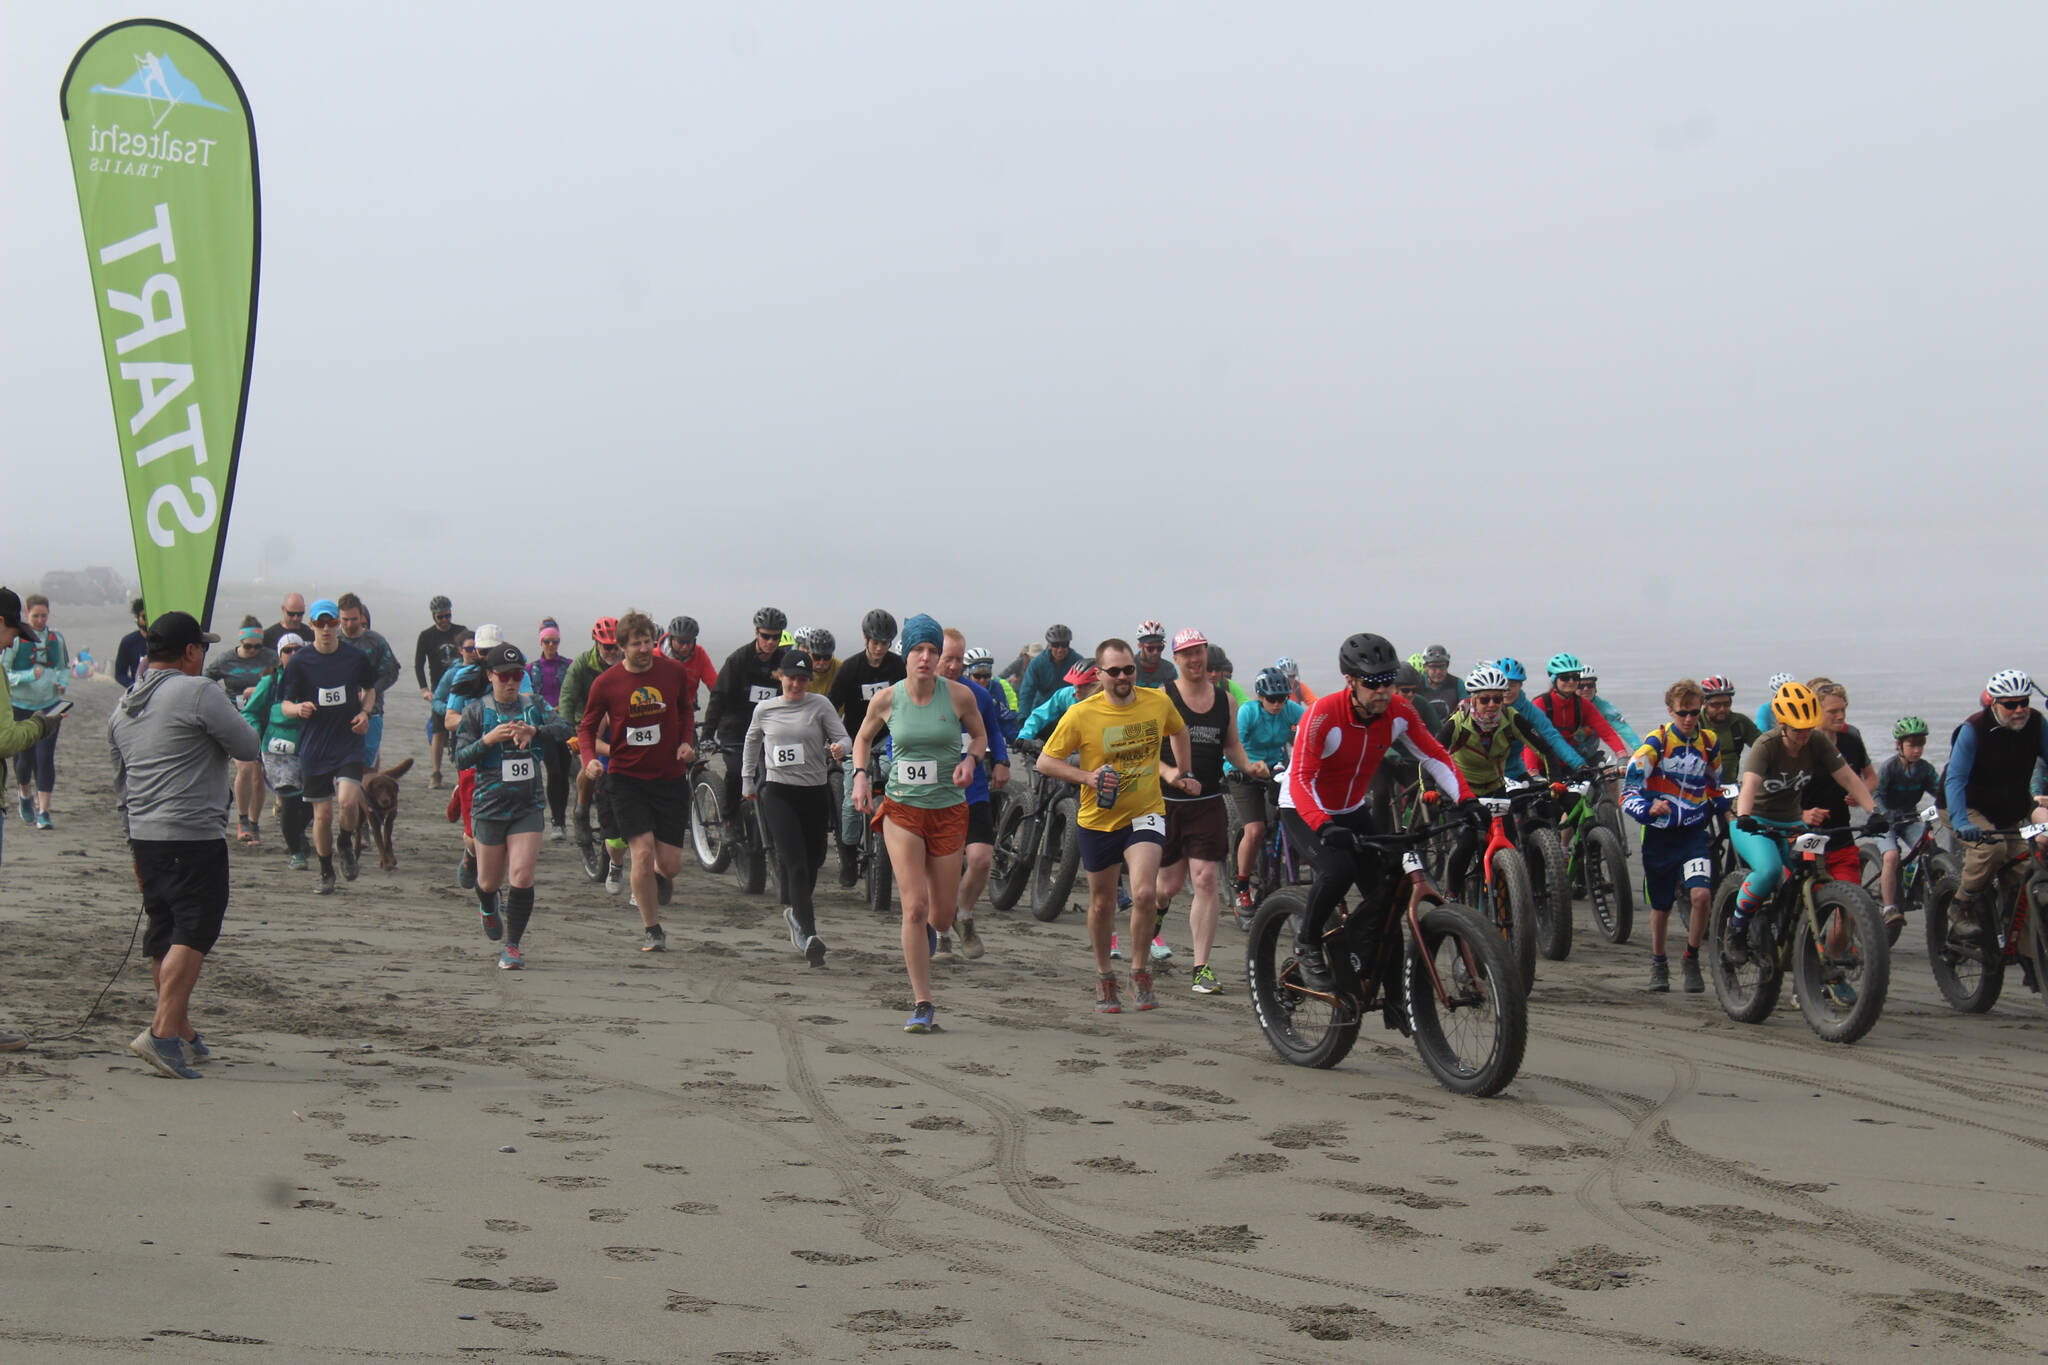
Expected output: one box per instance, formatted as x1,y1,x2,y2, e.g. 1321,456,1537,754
1254,666,1290,699
1497,656,1527,683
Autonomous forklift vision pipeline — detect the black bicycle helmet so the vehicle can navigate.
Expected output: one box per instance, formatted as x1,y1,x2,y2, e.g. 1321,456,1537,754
1396,662,1424,690
806,626,836,658
753,606,787,633
1045,623,1073,647
1337,632,1399,679
862,609,897,644
668,614,699,644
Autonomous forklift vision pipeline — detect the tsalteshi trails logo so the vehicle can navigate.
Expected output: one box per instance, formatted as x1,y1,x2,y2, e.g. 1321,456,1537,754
85,51,230,175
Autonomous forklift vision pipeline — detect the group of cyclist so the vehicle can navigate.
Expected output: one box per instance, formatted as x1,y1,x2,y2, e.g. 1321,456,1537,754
394,596,2048,1034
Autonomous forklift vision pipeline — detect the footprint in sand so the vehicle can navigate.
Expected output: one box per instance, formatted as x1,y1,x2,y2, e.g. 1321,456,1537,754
1497,1185,1552,1197
534,1176,609,1190
1212,1152,1288,1176
665,1292,715,1313
643,1163,688,1174
604,1246,661,1262
1534,1244,1653,1291
1259,1121,1345,1150
1317,1211,1429,1241
1031,1107,1082,1124
587,1209,630,1224
670,1202,719,1215
302,1153,344,1168
907,1115,969,1132
1056,1058,1103,1074
484,1219,530,1233
1136,1224,1261,1253
463,1246,507,1263
793,1250,877,1265
1074,1156,1150,1174
487,1311,541,1333
836,1075,906,1088
332,1177,378,1191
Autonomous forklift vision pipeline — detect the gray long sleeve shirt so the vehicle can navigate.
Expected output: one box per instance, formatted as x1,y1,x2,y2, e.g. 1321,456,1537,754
743,693,851,796
109,667,262,842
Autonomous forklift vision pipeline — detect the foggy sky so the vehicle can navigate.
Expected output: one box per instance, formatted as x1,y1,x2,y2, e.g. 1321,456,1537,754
5,2,2044,689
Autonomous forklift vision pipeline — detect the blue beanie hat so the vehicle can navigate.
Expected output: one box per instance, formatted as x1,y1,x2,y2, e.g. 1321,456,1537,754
901,613,943,652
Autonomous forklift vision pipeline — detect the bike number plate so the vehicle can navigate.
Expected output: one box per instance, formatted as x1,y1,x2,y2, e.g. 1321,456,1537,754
769,742,804,768
1791,831,1829,854
501,755,536,783
1401,851,1424,874
1481,797,1512,815
1683,856,1711,881
1567,782,1592,797
1131,813,1165,836
894,758,938,786
2023,823,2048,841
626,724,660,747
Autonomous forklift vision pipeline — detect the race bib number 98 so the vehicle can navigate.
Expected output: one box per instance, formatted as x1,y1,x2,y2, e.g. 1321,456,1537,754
626,725,660,747
769,743,804,768
502,755,536,783
894,758,937,786
317,686,345,707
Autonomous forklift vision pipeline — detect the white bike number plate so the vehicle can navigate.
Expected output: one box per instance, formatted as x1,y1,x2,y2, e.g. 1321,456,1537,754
894,758,937,786
317,686,345,707
2023,823,2048,841
266,736,296,756
502,755,536,783
1723,785,1742,800
1791,831,1829,854
1683,857,1711,881
1567,782,1592,797
1131,813,1165,836
770,742,804,768
1401,852,1424,873
626,724,660,747
749,685,776,703
861,682,888,700
1481,797,1512,815
1918,804,1939,822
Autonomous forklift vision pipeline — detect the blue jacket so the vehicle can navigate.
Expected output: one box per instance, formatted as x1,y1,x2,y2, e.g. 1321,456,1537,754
1019,686,1081,743
1506,692,1582,781
1018,649,1076,719
1592,695,1641,752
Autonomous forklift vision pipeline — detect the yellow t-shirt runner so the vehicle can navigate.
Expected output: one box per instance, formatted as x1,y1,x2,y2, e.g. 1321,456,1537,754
1043,687,1187,832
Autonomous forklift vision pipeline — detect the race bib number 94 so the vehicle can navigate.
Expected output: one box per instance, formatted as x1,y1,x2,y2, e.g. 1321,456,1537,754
894,758,937,786
502,755,536,783
626,725,660,747
317,686,345,707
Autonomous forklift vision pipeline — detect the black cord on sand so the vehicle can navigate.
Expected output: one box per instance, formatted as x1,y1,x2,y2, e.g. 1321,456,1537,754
32,903,145,1044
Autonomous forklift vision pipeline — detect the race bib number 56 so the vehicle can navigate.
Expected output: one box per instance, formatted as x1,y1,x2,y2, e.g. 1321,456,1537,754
317,686,345,707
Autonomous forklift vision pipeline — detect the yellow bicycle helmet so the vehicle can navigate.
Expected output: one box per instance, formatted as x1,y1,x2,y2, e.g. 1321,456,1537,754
1770,681,1823,730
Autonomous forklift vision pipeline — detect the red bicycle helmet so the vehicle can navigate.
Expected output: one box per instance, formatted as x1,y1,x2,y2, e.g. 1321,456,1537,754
591,617,619,646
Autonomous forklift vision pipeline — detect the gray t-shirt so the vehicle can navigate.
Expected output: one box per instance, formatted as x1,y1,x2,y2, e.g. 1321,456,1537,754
110,668,262,842
743,693,851,796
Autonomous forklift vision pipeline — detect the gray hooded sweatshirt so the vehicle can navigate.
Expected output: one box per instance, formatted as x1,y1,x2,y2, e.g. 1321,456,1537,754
109,667,262,842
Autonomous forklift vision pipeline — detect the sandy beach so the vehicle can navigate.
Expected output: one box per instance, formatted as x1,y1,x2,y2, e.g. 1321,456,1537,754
4,635,2047,1364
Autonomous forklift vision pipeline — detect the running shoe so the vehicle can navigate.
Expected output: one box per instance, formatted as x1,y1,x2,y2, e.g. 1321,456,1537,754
1823,976,1858,1008
316,868,337,896
1130,969,1158,1011
1190,964,1220,994
430,770,445,790
129,1030,201,1080
1109,933,1123,960
183,1032,212,1062
1116,884,1132,911
1236,886,1255,914
570,803,593,848
1681,953,1704,994
35,811,53,831
957,917,984,959
784,906,804,950
805,933,828,969
0,1029,26,1052
933,932,955,963
458,853,477,890
288,851,308,871
16,795,31,826
903,1001,938,1033
1149,936,1172,962
1647,960,1669,993
838,845,859,888
480,896,502,941
1095,975,1122,1013
337,830,360,882
548,823,565,842
641,925,667,953
499,945,524,971
605,865,623,896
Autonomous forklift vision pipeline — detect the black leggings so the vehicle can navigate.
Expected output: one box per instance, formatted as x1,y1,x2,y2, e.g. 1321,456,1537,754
757,782,832,937
1446,807,1520,902
279,792,312,856
1281,805,1381,945
542,737,572,824
11,709,59,793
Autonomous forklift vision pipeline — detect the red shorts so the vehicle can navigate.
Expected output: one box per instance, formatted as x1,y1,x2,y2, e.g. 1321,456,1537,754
872,799,968,857
1824,845,1859,884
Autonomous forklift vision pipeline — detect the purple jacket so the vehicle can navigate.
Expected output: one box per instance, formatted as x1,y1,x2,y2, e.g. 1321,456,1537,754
526,652,572,708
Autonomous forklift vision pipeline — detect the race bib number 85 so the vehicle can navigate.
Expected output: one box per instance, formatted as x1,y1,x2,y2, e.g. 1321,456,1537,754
769,743,804,768
502,755,536,783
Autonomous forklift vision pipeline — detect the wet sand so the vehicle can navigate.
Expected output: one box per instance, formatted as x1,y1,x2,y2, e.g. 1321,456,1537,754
4,653,2047,1363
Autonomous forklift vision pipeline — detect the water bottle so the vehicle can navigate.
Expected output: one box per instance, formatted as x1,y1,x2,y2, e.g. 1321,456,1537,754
1097,766,1119,810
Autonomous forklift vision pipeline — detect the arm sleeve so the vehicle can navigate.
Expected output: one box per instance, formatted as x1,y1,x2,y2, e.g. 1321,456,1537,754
741,707,766,796
558,662,589,732
1583,700,1628,756
1513,694,1582,769
414,630,432,690
823,701,851,753
1391,700,1469,800
1620,736,1658,824
4,643,33,689
702,659,735,736
200,683,263,761
576,675,607,763
453,702,488,770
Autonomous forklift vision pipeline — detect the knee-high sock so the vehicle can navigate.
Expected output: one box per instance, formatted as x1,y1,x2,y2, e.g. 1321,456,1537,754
505,887,535,944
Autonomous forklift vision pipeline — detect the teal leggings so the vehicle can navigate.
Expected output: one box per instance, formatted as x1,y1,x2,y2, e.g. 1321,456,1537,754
1731,820,1802,915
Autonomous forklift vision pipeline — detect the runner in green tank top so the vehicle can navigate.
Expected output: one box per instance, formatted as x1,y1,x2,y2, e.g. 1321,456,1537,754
851,614,988,1035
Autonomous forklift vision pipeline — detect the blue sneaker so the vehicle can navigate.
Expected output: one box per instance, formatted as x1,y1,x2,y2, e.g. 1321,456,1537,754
458,854,478,890
17,795,31,826
129,1029,201,1080
183,1031,212,1063
35,811,52,831
498,945,524,971
903,1001,938,1034
480,895,502,941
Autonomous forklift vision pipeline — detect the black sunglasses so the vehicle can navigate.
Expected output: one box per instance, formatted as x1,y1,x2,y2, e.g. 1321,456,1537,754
1101,664,1137,677
1995,697,2031,711
1673,708,1702,718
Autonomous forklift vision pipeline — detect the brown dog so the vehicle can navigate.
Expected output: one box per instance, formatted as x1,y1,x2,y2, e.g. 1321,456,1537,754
361,758,414,871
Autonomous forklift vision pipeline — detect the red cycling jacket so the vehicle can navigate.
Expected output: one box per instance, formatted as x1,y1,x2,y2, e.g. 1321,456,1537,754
1527,688,1624,773
1280,691,1469,828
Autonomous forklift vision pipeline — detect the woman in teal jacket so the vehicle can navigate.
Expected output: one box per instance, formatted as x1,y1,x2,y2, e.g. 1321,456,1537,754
244,634,313,868
5,594,68,829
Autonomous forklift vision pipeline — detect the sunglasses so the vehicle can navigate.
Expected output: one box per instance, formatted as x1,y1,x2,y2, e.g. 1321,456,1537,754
1354,673,1396,690
492,669,524,681
1101,665,1137,677
280,647,300,656
1673,708,1702,718
1996,697,2031,711
461,645,480,654
756,631,781,642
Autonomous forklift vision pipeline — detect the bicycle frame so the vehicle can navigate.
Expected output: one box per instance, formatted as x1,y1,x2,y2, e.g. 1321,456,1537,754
1292,839,1470,1015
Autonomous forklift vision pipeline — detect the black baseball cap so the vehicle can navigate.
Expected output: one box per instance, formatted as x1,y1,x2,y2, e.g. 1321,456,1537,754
0,588,37,643
485,643,527,674
778,647,815,679
145,611,219,656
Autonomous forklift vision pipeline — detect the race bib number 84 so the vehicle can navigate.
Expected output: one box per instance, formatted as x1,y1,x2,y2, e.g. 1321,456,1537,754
626,725,660,747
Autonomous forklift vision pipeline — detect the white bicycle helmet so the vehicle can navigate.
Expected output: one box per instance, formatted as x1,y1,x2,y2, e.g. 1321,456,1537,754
1986,668,2034,699
1465,664,1510,693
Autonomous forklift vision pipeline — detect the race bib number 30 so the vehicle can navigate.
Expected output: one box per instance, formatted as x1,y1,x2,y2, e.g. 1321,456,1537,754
317,686,345,707
502,755,537,783
626,725,660,747
894,758,937,786
769,742,804,768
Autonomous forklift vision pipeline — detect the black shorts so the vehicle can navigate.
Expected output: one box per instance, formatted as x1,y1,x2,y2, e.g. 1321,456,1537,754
594,772,621,842
303,762,365,802
1161,796,1230,867
134,838,230,959
1231,776,1274,827
964,799,995,847
608,773,691,847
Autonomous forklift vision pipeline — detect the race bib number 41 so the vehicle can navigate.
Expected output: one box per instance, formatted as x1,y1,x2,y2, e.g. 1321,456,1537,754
317,686,345,707
502,755,536,783
626,725,660,747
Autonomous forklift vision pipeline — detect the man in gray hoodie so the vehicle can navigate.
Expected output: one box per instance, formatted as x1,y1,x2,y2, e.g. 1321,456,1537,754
109,611,260,1080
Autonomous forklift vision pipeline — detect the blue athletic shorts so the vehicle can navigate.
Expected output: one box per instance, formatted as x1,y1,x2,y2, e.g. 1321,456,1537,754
1077,816,1166,874
1641,821,1713,911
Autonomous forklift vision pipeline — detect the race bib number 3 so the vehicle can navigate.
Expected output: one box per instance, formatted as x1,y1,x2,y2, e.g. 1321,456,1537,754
769,742,804,768
894,758,937,786
749,684,776,704
626,725,660,747
1130,813,1166,836
502,755,536,783
317,686,345,707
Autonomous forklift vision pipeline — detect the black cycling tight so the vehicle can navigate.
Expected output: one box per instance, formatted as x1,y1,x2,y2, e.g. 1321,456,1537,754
1281,805,1382,945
